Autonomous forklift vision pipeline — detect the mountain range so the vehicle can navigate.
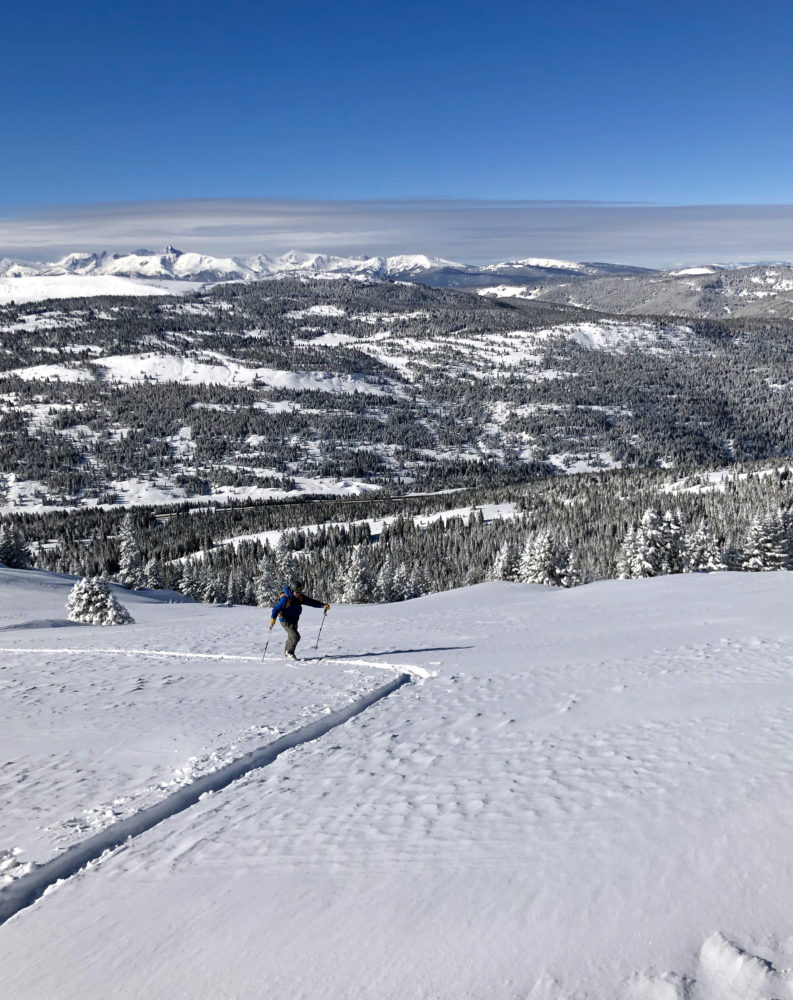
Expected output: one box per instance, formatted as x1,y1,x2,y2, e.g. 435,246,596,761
0,247,648,284
2,247,793,317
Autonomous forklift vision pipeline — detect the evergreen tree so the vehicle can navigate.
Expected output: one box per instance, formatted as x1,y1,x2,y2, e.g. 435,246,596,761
143,557,164,589
517,531,579,587
201,565,225,604
490,541,518,581
685,521,726,572
255,554,281,607
742,512,789,571
659,510,686,574
0,525,32,569
117,513,146,589
226,569,245,606
179,560,201,600
376,553,397,602
616,526,639,579
621,509,667,578
407,563,428,598
391,563,412,602
557,546,582,588
340,547,376,603
66,576,134,625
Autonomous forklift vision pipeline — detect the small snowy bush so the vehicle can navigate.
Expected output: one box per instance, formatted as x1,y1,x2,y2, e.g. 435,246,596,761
67,576,135,625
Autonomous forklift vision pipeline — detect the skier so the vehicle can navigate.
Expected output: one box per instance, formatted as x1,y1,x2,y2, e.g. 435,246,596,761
270,582,330,659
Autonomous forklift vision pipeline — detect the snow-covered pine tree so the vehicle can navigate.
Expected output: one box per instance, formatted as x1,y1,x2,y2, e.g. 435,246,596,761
407,563,428,598
143,557,164,589
490,541,518,581
659,510,686,574
66,576,134,625
517,530,578,587
226,569,245,606
376,553,397,602
0,525,32,569
117,513,146,589
629,509,666,578
201,565,224,604
557,545,582,588
783,507,793,567
685,521,726,572
516,535,539,584
275,534,301,584
391,563,412,602
178,560,201,600
339,547,376,603
255,553,281,608
243,578,257,606
615,526,639,579
741,511,789,571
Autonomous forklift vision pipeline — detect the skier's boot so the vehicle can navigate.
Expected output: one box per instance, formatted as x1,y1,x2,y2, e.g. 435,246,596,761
285,652,297,660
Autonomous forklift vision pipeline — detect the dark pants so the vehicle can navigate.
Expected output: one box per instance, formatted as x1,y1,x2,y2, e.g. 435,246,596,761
280,619,300,655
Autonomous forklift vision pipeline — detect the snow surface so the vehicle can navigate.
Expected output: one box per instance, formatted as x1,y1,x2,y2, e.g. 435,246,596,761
0,275,199,304
8,351,393,395
483,257,585,272
477,283,543,299
0,472,383,515
3,567,793,997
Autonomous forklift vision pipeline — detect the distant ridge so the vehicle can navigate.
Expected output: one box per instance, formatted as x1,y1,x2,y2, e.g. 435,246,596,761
0,247,651,285
2,248,793,317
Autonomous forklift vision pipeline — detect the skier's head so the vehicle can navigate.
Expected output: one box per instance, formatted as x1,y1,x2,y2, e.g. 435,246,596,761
292,581,304,594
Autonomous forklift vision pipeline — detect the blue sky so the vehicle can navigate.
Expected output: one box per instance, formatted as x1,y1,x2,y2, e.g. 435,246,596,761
1,1,791,261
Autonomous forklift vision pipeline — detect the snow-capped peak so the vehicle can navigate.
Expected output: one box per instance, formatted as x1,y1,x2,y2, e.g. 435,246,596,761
484,257,586,272
385,254,463,273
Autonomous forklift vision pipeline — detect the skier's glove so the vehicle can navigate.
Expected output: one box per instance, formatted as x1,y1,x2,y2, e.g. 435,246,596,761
323,604,330,612
270,618,276,627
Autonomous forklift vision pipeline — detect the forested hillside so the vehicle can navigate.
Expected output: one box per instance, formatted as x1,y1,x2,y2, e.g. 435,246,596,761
2,278,793,512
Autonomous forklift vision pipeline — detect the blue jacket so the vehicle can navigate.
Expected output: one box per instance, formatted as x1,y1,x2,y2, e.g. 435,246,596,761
272,585,323,624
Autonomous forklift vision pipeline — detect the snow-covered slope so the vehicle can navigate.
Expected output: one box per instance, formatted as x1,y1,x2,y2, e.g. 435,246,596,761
510,263,793,319
0,274,199,305
483,256,588,273
2,566,793,998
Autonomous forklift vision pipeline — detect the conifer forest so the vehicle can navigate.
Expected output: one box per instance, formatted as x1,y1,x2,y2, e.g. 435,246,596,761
2,277,793,604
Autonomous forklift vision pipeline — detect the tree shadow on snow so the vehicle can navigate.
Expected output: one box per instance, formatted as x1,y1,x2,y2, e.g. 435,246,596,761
0,618,85,631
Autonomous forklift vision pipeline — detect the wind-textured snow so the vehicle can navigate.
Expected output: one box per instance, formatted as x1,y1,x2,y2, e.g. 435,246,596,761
2,566,793,998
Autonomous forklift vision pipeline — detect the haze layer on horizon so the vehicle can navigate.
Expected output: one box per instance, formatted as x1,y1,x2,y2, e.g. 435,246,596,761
1,200,792,269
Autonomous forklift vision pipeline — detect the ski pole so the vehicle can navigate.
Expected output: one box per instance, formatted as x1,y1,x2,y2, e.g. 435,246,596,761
262,622,274,661
314,608,328,650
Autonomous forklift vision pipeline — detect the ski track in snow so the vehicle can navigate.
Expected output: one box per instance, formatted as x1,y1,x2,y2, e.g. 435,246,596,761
0,569,429,891
0,646,430,677
0,671,411,928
